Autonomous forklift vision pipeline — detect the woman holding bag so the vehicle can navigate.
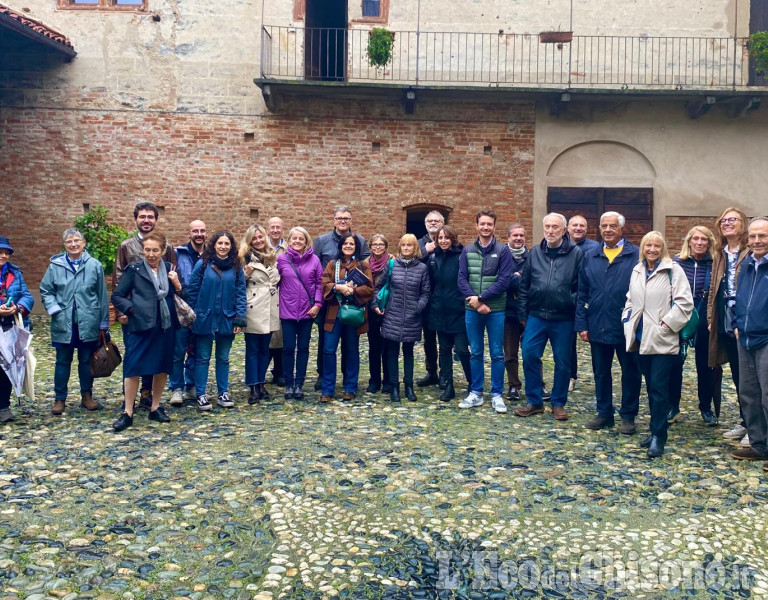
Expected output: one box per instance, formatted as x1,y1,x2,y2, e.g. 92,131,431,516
320,234,374,402
276,227,323,401
239,225,280,404
111,231,180,431
187,231,247,411
40,228,109,416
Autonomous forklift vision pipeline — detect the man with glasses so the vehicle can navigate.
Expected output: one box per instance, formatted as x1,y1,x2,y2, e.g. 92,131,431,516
576,211,641,434
313,207,370,389
169,220,207,406
417,210,446,388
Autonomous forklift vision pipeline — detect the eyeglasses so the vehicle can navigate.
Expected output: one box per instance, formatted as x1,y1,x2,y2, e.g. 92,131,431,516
720,217,741,225
334,217,351,222
370,243,386,248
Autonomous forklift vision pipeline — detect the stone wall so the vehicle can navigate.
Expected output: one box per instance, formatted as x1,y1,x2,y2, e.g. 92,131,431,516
665,216,720,256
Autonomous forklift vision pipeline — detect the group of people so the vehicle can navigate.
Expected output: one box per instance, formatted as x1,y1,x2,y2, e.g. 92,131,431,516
1,203,767,463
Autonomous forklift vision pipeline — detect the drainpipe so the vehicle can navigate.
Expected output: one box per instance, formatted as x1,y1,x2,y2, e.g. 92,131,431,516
733,0,738,90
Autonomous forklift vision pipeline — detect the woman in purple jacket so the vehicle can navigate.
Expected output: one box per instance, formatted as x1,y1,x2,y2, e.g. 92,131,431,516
276,227,323,400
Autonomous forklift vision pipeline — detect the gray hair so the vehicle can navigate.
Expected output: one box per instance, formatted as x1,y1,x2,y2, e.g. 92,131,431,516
424,210,445,225
333,205,351,217
600,211,626,227
62,228,84,242
544,212,567,228
749,216,768,227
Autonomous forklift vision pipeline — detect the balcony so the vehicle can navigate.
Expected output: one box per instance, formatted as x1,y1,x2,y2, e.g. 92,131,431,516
258,25,767,100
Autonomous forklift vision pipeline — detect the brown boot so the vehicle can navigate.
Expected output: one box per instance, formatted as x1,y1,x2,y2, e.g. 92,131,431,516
81,391,102,411
51,400,66,416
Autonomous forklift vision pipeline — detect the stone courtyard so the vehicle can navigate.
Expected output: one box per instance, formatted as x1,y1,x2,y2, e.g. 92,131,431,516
1,316,767,599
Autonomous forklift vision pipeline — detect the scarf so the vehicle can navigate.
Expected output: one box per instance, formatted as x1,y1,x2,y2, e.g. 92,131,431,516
213,255,234,271
249,250,263,264
368,252,389,275
509,246,526,260
143,259,171,330
401,257,417,265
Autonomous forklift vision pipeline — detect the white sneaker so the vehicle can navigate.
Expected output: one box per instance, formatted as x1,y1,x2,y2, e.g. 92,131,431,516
196,394,212,412
217,391,234,408
740,433,751,447
170,389,183,406
458,392,484,409
183,386,196,401
491,395,508,414
723,424,747,439
568,378,577,392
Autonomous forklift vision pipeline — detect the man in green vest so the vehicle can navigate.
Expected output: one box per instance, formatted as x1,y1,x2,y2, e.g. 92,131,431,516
457,210,512,413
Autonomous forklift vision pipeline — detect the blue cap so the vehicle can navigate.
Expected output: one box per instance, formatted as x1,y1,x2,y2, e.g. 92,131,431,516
0,237,13,254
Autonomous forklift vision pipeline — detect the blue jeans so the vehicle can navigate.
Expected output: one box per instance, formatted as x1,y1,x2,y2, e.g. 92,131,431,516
521,315,574,407
169,327,195,391
322,318,360,396
245,332,273,386
590,341,641,420
465,310,505,396
194,333,234,396
54,344,95,401
282,318,313,388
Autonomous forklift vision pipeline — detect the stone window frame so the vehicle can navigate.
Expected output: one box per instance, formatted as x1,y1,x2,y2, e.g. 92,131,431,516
57,0,148,12
292,0,390,25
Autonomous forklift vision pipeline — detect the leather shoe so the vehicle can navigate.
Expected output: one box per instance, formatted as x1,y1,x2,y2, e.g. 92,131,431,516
272,375,286,387
365,383,381,393
620,419,637,435
439,382,455,402
514,403,544,417
390,386,401,403
248,386,261,405
342,392,356,401
701,409,717,426
416,373,439,387
81,391,102,411
647,436,664,458
404,386,417,402
319,395,332,403
293,386,305,401
438,376,448,390
259,383,270,399
51,400,66,416
667,407,681,423
139,390,153,409
584,415,614,430
552,406,569,421
313,376,322,391
640,434,653,448
113,413,133,432
382,383,393,394
731,447,768,461
148,406,171,423
284,385,295,400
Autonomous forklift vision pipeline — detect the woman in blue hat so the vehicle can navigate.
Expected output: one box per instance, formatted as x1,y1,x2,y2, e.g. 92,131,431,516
0,236,35,423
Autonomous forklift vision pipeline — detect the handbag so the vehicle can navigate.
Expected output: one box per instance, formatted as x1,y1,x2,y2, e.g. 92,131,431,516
335,261,365,327
174,294,197,328
668,270,700,359
376,258,394,311
90,329,123,378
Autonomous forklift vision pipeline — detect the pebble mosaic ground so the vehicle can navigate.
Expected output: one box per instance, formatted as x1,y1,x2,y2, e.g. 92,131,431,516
1,316,767,600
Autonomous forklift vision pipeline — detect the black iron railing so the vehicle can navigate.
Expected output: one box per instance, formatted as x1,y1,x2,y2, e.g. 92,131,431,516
260,25,758,90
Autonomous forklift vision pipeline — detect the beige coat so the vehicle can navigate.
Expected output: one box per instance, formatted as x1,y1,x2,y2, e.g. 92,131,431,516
269,244,286,349
244,261,280,335
622,259,694,355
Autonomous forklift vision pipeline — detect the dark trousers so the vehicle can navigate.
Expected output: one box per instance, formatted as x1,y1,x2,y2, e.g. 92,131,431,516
738,343,768,456
283,318,314,388
269,347,283,380
590,341,641,420
669,323,715,413
0,369,11,410
503,317,523,389
437,330,471,383
367,311,390,387
54,344,95,401
722,333,745,426
388,341,415,387
639,354,676,443
423,326,438,376
570,335,578,380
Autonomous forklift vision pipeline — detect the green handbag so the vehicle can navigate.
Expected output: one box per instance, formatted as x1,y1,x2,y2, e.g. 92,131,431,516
376,258,394,310
335,260,365,327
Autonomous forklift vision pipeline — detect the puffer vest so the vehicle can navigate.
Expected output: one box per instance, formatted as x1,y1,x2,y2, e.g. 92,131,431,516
465,239,507,312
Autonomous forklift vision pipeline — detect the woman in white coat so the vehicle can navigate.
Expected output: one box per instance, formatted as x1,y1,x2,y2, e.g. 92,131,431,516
239,225,280,404
623,231,694,458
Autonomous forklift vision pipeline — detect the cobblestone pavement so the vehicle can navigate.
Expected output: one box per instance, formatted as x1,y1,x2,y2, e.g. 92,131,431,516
0,317,766,599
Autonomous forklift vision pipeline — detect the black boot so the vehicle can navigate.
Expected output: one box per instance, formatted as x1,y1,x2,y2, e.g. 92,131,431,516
248,385,260,405
438,375,448,390
647,436,665,458
640,434,653,448
439,381,455,402
390,385,401,403
416,372,439,387
259,383,270,399
405,385,418,402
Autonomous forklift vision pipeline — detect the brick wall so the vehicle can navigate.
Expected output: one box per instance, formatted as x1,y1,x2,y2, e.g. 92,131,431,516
1,96,535,289
664,216,719,256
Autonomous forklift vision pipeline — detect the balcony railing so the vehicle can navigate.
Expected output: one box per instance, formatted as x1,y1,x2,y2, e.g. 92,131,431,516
260,25,759,90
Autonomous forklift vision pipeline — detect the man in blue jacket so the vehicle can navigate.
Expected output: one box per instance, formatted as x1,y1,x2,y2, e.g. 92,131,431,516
457,210,512,414
575,212,641,434
516,213,583,421
731,217,768,464
169,220,207,406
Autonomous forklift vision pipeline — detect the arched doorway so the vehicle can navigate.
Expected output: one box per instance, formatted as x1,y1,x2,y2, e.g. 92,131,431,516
404,205,451,239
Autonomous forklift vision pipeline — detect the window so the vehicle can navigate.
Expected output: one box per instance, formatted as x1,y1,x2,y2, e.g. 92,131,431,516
58,0,147,11
362,0,380,17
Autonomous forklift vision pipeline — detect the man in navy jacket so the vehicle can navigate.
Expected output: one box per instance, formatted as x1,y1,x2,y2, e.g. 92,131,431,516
575,211,641,434
731,217,768,463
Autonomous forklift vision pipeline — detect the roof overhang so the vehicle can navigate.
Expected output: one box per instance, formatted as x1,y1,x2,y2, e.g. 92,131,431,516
0,3,76,59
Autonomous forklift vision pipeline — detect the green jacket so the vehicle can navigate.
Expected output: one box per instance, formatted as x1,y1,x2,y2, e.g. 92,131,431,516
40,250,110,344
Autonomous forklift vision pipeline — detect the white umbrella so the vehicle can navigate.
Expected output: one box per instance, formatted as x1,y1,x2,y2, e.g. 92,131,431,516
0,318,32,397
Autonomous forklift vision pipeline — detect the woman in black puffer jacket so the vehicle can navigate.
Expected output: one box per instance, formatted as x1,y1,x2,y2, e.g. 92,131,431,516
372,234,430,403
427,225,470,402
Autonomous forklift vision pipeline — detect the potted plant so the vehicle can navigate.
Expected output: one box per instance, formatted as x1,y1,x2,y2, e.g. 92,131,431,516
73,205,129,324
748,31,768,76
539,30,573,44
367,27,396,69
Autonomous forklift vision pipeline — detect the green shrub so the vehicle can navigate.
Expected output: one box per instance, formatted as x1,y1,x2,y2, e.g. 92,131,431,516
366,28,395,68
748,31,768,76
73,205,129,276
